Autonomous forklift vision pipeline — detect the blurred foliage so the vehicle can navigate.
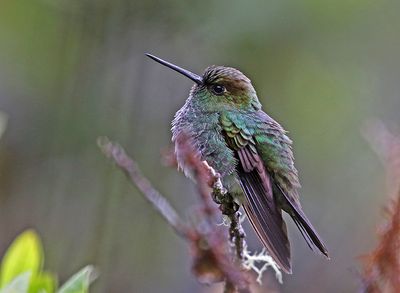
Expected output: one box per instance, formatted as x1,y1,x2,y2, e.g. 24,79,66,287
0,0,400,292
0,230,96,293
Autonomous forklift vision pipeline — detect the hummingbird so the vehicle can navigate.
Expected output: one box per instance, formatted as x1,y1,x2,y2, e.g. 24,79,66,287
146,53,329,273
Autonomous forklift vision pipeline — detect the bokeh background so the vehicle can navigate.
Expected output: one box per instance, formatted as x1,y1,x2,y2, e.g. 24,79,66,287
1,0,400,292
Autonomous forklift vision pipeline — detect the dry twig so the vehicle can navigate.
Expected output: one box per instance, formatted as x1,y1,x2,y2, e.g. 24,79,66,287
98,135,251,292
360,120,400,292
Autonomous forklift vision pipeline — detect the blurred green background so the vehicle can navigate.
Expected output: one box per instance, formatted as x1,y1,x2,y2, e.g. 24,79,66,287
1,0,400,292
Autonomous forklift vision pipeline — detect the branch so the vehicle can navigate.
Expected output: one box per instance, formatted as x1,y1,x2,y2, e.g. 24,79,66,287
98,135,252,292
97,136,189,237
360,120,400,292
172,133,251,292
173,133,247,263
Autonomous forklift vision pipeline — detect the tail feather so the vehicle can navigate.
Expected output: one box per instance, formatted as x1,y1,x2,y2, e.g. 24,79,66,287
238,170,292,274
233,145,328,274
292,216,313,250
276,184,329,258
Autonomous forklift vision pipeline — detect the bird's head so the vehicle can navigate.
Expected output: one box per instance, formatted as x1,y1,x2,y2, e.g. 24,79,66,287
146,54,261,111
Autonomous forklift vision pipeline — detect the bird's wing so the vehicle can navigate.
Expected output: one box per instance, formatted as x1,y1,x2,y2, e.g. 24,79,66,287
221,110,329,273
250,111,329,258
220,112,292,273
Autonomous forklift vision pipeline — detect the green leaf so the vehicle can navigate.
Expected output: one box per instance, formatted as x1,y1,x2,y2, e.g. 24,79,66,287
57,266,97,293
0,272,31,293
29,272,57,293
0,230,43,288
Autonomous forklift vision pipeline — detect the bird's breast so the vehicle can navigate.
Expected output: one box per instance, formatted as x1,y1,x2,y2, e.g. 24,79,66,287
172,109,237,179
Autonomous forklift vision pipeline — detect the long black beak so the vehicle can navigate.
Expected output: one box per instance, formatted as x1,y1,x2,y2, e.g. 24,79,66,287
145,53,203,85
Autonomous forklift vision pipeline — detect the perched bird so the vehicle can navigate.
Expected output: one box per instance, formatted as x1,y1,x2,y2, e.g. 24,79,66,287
146,53,329,273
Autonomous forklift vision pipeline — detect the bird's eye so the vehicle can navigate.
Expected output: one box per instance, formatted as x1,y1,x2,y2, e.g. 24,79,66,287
211,84,225,95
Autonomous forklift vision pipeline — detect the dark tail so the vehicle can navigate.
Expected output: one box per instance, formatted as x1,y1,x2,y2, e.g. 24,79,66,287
235,146,328,273
276,184,329,258
238,170,293,274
